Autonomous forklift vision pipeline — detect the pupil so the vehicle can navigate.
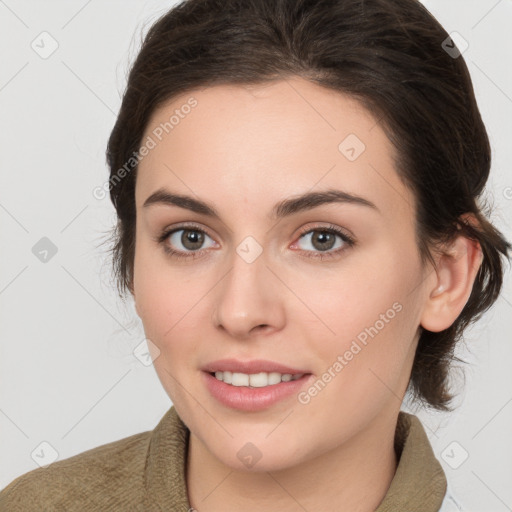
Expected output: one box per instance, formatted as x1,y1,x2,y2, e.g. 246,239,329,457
182,230,204,250
312,231,335,251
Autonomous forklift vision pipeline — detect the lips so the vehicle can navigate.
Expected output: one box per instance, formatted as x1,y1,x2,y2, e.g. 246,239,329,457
201,358,311,375
202,371,314,411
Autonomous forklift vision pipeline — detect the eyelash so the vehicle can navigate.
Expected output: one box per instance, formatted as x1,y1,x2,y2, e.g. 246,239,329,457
155,223,355,261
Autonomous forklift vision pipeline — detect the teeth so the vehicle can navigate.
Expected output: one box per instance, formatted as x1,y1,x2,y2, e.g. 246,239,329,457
213,371,305,387
232,372,249,386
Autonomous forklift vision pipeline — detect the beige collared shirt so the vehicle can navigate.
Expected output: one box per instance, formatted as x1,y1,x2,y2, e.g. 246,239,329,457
0,406,450,511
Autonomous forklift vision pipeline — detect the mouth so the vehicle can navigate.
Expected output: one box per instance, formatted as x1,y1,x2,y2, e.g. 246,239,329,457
200,358,314,410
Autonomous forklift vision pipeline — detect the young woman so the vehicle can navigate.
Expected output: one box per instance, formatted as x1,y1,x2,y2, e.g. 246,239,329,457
1,0,510,510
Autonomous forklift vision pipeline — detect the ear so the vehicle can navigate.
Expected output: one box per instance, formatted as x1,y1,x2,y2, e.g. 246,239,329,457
420,215,484,333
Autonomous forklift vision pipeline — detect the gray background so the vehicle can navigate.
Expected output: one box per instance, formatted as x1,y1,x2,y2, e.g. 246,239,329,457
0,1,511,510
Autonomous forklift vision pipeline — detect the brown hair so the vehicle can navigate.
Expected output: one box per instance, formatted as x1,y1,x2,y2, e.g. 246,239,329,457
104,0,511,411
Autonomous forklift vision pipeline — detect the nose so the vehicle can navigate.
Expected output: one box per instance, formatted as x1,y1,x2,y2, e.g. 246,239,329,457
211,248,286,340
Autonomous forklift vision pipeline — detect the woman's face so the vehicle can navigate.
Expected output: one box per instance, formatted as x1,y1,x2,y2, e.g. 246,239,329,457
133,77,434,471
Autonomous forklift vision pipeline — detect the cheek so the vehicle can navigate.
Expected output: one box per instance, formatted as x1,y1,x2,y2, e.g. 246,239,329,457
134,239,190,331
133,244,214,368
284,258,398,345
133,250,206,401
294,251,420,385
134,277,173,340
300,306,414,437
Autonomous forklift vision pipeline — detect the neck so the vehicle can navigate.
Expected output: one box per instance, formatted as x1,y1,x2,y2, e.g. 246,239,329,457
186,408,400,512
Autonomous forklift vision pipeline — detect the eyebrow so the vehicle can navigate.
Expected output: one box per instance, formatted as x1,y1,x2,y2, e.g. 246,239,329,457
142,187,379,219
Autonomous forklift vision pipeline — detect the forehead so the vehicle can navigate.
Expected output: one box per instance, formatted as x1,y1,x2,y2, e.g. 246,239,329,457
135,77,415,221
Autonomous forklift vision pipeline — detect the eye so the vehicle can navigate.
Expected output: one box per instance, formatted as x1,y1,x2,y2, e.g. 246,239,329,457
157,224,217,259
156,223,355,261
291,224,355,260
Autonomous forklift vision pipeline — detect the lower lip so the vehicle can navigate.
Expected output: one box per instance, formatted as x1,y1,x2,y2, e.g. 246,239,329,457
202,371,313,412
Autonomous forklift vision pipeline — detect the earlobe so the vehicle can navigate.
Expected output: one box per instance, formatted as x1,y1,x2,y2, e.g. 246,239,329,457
420,233,483,333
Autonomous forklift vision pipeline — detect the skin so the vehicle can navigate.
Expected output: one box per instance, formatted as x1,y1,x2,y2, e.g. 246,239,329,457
131,77,483,512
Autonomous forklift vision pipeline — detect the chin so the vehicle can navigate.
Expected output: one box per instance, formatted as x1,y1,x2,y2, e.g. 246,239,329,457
203,434,305,473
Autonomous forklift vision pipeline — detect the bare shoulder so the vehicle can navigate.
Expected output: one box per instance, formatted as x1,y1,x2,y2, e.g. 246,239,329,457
0,430,153,511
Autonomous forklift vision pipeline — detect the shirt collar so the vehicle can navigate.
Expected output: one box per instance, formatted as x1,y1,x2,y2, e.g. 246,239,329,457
375,411,447,511
144,406,447,511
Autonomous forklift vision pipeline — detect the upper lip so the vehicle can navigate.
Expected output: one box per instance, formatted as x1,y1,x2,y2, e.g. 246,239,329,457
202,359,311,375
